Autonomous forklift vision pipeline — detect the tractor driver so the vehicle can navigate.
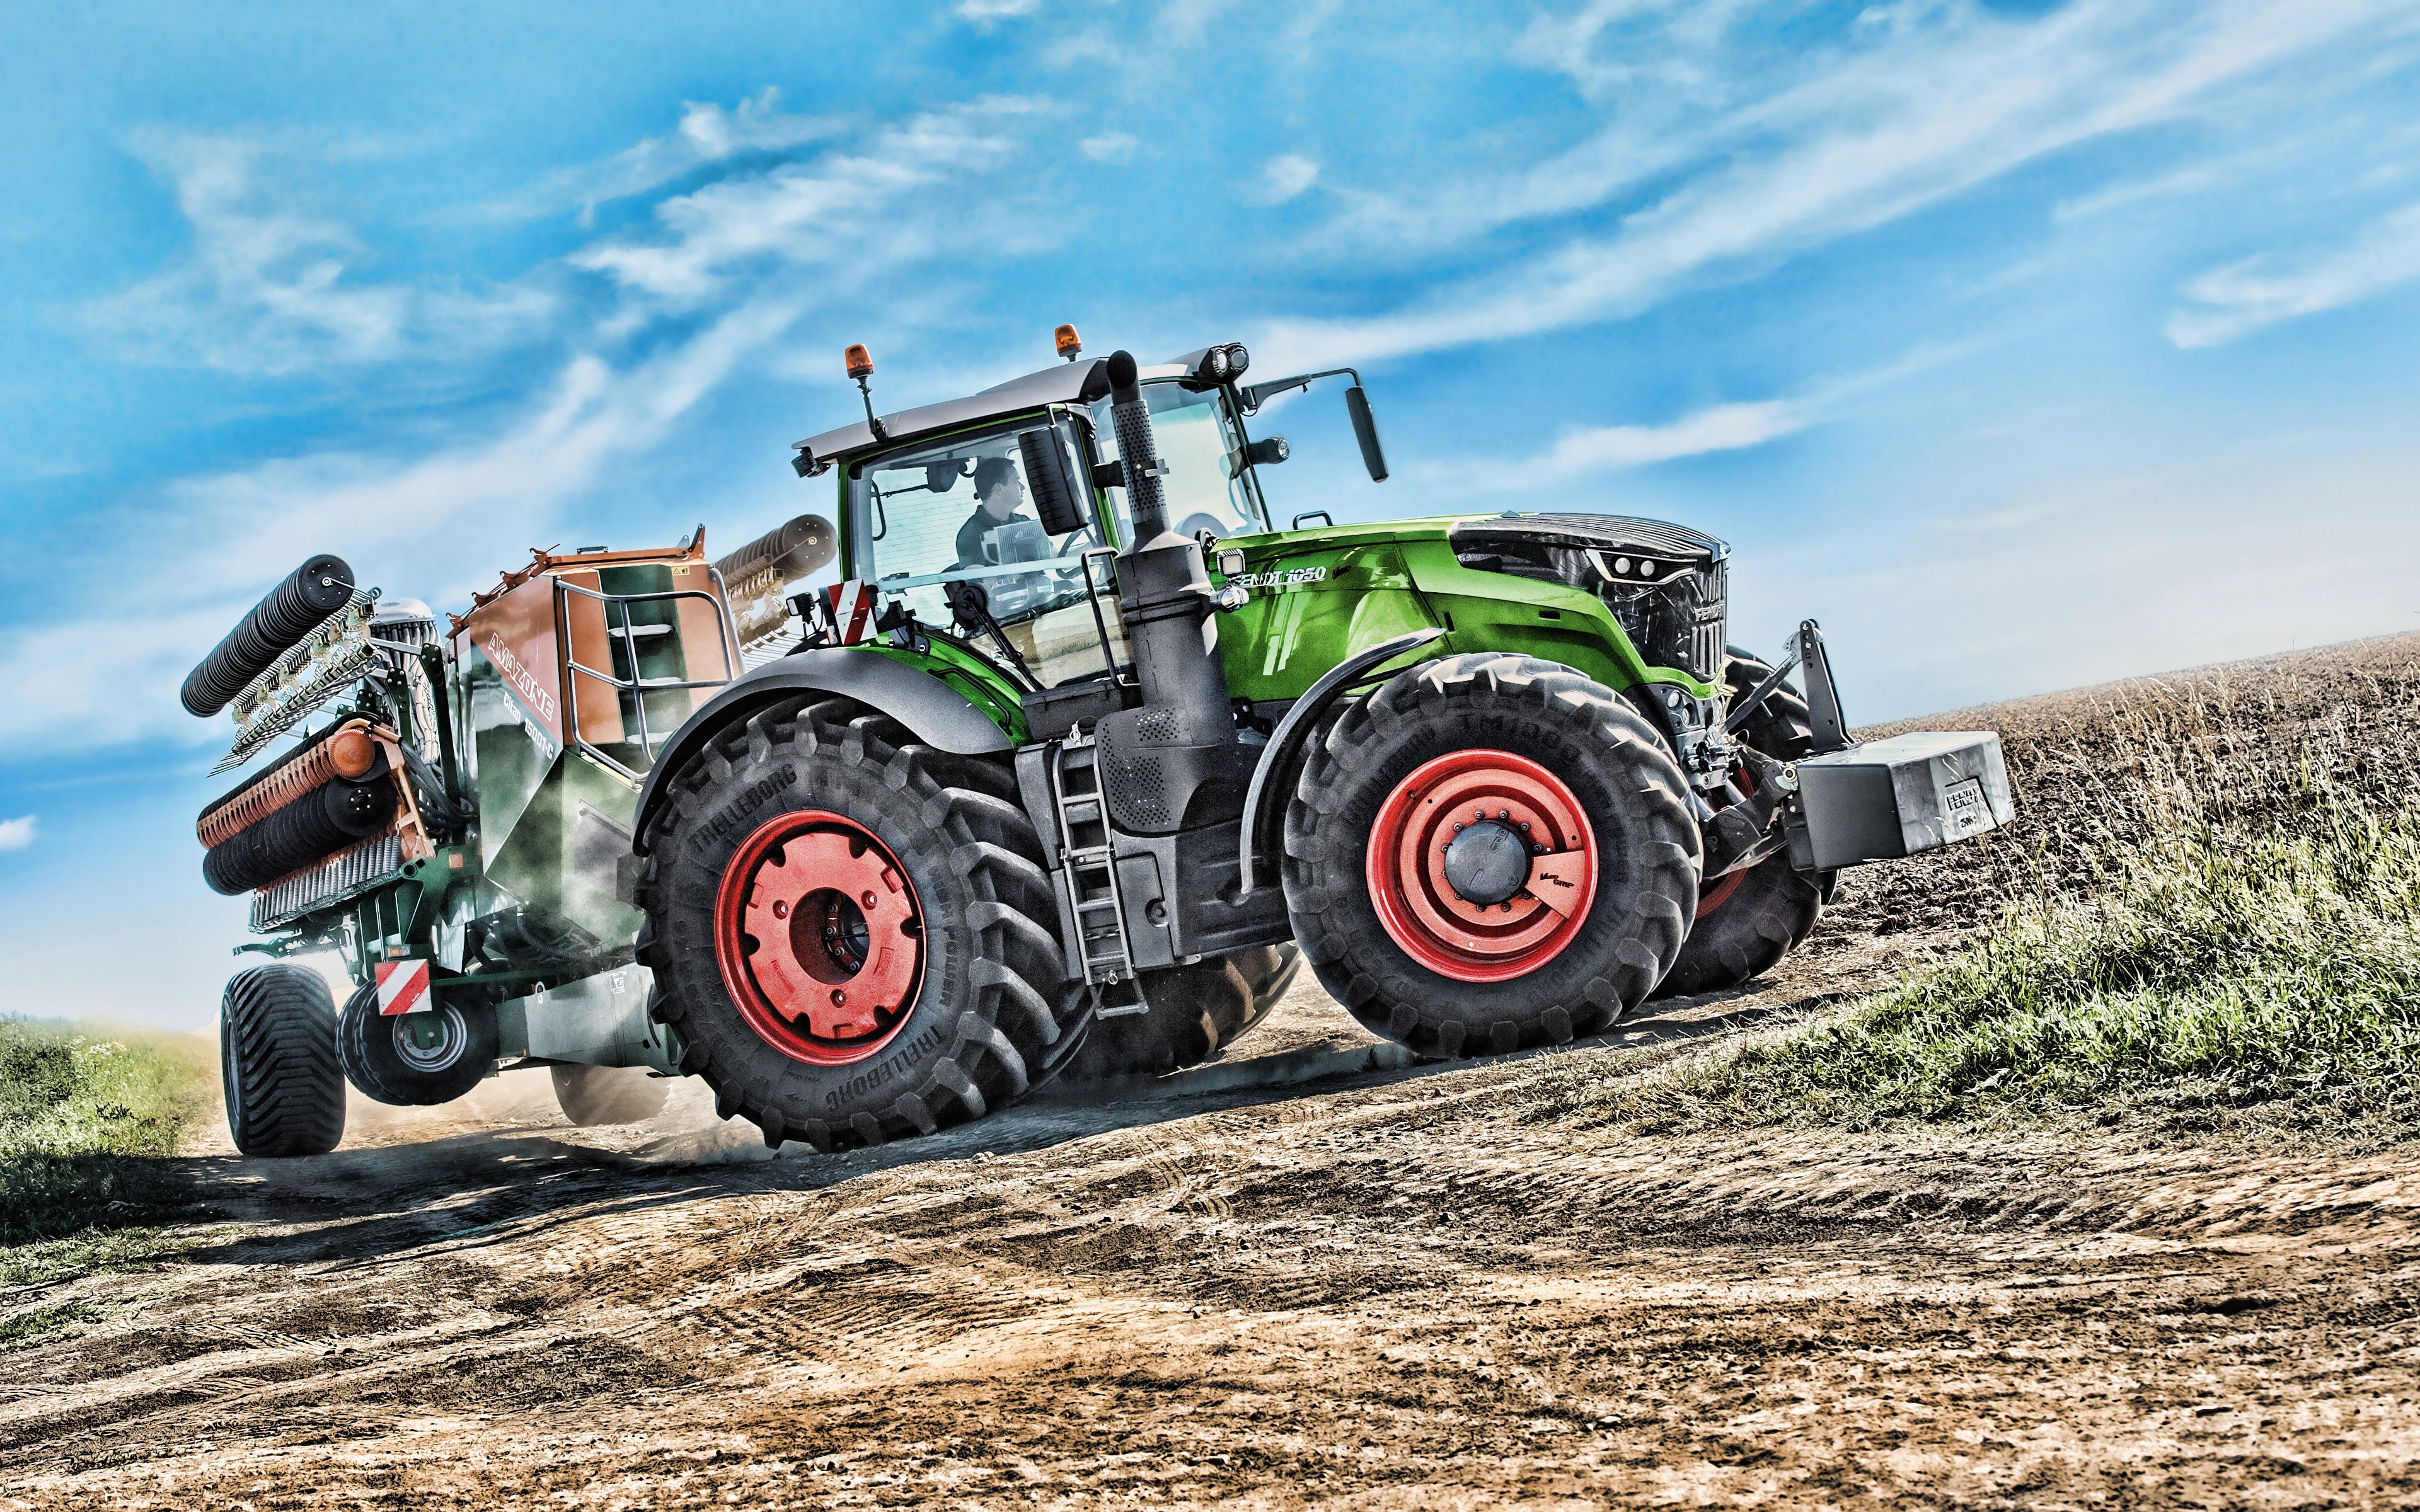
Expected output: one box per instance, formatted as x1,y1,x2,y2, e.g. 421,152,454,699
954,455,1028,569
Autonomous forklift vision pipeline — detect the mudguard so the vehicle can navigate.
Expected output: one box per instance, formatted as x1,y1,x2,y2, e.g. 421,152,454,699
630,649,1010,853
1236,627,1445,894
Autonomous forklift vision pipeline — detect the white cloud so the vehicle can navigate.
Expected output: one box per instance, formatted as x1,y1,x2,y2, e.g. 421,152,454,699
0,301,795,758
1259,154,1321,204
958,0,1041,20
1261,0,2409,370
522,89,843,224
92,134,554,375
28,101,1064,760
0,816,33,852
1419,399,1810,493
1080,132,1138,164
1530,400,1807,475
571,100,1040,309
2165,202,2420,346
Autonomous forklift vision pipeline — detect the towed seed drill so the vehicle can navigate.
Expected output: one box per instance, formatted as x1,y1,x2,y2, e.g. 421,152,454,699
197,328,2014,1156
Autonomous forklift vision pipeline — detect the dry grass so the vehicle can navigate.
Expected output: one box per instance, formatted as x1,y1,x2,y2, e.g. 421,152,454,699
1533,635,2420,1143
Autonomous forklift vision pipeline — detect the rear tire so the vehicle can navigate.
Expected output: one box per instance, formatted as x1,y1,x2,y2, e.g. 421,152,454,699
338,979,498,1107
1654,647,1836,999
636,695,1092,1152
551,1064,669,1126
1064,943,1299,1080
1283,655,1700,1057
221,965,345,1158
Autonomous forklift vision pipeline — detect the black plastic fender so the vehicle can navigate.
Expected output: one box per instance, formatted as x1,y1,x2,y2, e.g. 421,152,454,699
1236,627,1445,895
631,648,1010,854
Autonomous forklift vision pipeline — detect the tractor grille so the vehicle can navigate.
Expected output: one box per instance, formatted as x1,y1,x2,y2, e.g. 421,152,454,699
251,832,404,931
1451,513,1729,681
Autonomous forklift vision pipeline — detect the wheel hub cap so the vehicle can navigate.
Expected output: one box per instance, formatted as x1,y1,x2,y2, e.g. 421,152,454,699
713,810,925,1067
1366,749,1598,983
1441,820,1530,906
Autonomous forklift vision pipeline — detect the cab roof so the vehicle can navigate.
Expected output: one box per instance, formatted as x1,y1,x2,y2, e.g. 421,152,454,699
792,355,1194,477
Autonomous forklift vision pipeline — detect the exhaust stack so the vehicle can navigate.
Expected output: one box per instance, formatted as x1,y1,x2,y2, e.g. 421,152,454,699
1094,350,1242,835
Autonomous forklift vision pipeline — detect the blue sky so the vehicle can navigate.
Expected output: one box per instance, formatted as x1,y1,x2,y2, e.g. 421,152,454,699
4,0,2419,1030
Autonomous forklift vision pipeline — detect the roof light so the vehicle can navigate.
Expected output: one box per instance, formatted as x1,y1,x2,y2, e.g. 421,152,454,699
844,344,873,381
1055,324,1082,361
1224,343,1250,378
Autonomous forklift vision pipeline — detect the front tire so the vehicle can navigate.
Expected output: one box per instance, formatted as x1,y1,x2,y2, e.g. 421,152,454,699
221,965,346,1157
1282,655,1700,1057
1654,648,1836,999
636,695,1091,1151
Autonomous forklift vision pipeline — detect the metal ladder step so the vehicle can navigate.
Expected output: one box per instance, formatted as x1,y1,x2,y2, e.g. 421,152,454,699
1046,735,1146,1017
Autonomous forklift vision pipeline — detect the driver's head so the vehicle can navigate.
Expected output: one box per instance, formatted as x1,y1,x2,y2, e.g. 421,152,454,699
973,456,1023,521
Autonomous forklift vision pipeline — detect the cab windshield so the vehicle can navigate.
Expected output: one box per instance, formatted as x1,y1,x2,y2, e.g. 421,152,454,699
847,419,1120,686
1090,382,1269,542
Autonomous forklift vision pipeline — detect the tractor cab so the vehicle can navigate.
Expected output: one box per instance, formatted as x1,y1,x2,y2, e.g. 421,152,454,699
792,336,1359,699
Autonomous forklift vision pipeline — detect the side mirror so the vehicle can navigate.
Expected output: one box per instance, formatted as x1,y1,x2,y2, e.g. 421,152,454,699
1244,435,1289,468
1344,386,1389,483
1018,428,1088,536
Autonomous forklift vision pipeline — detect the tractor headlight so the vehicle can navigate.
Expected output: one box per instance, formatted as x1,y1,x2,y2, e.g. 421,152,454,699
1204,347,1231,379
1223,343,1249,378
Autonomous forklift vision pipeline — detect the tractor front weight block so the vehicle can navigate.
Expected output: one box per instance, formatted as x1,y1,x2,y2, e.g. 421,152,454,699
1782,730,2014,872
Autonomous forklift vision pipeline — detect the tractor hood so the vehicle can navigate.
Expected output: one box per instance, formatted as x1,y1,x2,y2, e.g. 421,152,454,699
1448,512,1729,571
1236,511,1729,569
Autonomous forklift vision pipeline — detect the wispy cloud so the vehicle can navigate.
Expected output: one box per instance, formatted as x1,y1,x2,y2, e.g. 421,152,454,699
1259,154,1320,204
1417,398,1809,494
957,0,1042,21
1080,132,1137,164
25,99,1063,759
2,301,796,757
2166,202,2420,346
0,816,33,852
91,134,554,375
571,100,1041,309
1409,341,1969,492
1264,0,2409,370
518,89,843,225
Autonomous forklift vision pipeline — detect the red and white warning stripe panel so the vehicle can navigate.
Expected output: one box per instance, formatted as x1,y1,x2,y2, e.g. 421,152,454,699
375,958,432,1016
827,580,877,646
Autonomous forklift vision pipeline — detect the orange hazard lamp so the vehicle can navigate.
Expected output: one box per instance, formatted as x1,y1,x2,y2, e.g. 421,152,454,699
844,343,874,380
1054,324,1082,361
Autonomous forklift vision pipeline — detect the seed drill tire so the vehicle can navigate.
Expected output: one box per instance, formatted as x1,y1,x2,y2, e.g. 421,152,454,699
635,694,1092,1151
337,978,498,1106
1282,654,1701,1056
220,965,345,1158
1653,648,1838,999
1064,943,1301,1080
551,1064,670,1126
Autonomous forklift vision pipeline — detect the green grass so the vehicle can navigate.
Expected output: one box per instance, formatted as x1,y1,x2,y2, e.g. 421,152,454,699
0,1300,107,1351
1533,733,2420,1142
0,1019,216,1284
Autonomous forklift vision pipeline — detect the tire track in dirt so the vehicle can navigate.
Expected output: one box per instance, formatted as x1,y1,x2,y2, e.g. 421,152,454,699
13,636,2420,1506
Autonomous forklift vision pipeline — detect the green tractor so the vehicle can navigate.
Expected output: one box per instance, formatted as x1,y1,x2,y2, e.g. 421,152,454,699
197,329,2012,1157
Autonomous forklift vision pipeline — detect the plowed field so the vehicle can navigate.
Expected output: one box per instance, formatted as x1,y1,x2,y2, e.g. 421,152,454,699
10,636,2420,1509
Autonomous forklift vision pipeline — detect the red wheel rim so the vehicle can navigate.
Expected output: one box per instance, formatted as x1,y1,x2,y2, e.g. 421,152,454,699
713,809,926,1067
1365,749,1597,983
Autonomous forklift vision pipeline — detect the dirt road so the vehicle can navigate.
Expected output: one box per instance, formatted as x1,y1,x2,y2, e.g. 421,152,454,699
9,638,2420,1508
